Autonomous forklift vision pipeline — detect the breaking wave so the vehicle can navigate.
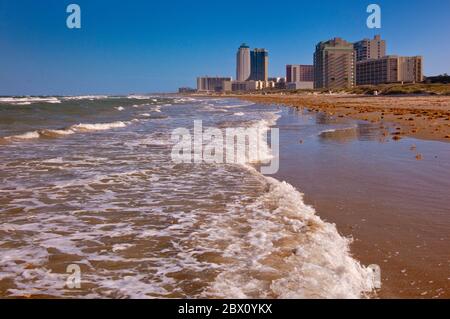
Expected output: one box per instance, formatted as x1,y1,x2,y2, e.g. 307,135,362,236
2,121,131,142
0,97,61,105
0,97,376,299
204,174,375,299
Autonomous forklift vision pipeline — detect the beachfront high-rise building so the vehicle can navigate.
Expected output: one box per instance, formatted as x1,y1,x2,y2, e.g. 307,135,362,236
356,55,423,85
197,76,232,92
313,38,356,89
354,35,386,62
236,44,251,81
398,56,423,83
249,49,269,81
286,65,314,83
231,80,275,92
356,56,399,85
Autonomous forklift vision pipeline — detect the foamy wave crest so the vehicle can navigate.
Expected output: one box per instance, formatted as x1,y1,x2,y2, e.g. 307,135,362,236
71,121,128,131
4,131,41,140
127,95,156,100
247,112,281,164
39,129,76,137
0,97,61,105
2,121,130,143
63,95,109,101
174,97,196,104
205,177,375,299
221,102,256,109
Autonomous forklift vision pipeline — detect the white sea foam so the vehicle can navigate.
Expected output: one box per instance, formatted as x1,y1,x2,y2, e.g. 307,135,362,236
1,121,131,144
0,97,61,105
63,95,109,101
115,106,125,111
0,98,376,299
244,111,281,164
204,176,376,299
320,129,337,134
112,244,135,252
40,129,75,137
4,131,41,140
221,102,255,109
127,95,156,100
42,157,65,164
71,121,128,131
201,109,375,299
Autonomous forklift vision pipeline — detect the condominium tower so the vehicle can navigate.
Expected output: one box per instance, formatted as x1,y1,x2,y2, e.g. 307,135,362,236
197,77,232,92
286,65,314,82
313,38,356,89
249,48,269,81
354,35,386,62
356,56,423,85
236,43,251,81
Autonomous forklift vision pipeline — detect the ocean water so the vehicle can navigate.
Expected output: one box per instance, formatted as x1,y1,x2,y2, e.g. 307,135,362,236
0,96,375,298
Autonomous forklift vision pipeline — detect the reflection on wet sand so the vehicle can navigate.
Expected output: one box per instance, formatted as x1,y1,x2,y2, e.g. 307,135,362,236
274,105,450,299
318,123,392,144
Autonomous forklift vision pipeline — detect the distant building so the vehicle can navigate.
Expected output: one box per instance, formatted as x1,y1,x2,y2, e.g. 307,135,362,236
221,80,233,92
398,56,423,83
256,81,275,90
231,80,275,92
178,87,196,94
286,65,314,83
354,35,386,62
232,81,251,92
268,77,286,89
314,37,356,89
249,49,269,81
286,82,314,90
236,44,251,81
356,56,399,85
197,77,233,92
356,55,423,85
232,80,259,92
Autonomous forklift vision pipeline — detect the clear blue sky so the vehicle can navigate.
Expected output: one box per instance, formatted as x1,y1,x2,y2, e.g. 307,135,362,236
1,0,449,95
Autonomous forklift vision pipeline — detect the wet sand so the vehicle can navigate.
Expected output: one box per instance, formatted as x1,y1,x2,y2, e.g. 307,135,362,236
268,105,450,298
240,94,450,143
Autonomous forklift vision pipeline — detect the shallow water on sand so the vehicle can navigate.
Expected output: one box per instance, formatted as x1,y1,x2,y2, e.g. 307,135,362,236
2,96,447,298
0,97,375,298
273,106,450,299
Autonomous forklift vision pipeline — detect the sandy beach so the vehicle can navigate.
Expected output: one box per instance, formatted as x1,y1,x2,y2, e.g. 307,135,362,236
228,93,450,298
239,94,450,143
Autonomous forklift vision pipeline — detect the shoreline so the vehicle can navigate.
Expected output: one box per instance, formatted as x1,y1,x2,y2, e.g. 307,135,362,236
195,93,450,143
265,104,450,298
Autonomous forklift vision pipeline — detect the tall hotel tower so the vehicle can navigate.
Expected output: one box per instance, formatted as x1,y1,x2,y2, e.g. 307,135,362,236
354,35,386,62
314,38,355,89
249,48,269,81
236,43,251,81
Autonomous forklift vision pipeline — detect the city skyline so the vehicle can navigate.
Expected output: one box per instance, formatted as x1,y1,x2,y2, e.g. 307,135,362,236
1,0,449,95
